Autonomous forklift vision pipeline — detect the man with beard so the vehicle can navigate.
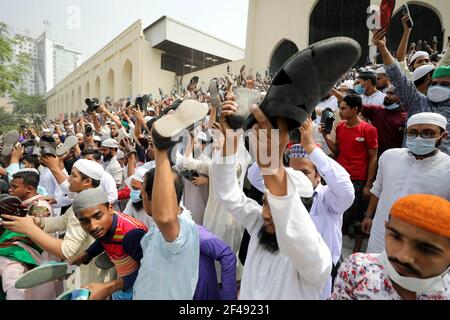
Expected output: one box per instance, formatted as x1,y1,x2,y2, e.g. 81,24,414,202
375,67,391,93
122,166,153,228
69,188,148,300
210,103,332,299
362,112,450,253
331,194,450,300
361,86,407,157
100,138,124,187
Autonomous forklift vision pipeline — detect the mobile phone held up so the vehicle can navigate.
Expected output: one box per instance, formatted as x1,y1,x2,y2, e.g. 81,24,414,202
402,3,413,29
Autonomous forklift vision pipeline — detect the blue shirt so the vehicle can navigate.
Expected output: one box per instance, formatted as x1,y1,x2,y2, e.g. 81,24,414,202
133,209,199,300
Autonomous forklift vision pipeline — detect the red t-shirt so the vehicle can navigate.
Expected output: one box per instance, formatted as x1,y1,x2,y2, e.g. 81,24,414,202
336,120,378,181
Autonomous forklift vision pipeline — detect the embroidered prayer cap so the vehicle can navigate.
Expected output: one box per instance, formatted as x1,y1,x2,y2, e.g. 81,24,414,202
72,188,109,214
390,194,450,238
288,144,309,159
406,112,447,130
409,51,430,66
72,159,104,181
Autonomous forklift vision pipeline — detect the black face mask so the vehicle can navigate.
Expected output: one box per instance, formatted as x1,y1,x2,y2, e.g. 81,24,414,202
258,226,279,254
132,200,144,211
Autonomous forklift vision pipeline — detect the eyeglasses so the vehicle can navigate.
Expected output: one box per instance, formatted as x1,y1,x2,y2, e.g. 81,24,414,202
406,130,441,139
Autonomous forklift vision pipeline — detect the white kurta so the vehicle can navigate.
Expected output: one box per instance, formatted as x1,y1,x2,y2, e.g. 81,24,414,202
367,148,450,253
362,90,386,106
211,154,332,299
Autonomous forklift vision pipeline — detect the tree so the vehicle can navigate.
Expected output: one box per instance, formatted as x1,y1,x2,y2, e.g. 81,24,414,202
0,22,31,96
11,91,46,127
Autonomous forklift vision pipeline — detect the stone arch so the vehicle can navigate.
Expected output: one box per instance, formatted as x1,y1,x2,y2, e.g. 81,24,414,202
122,60,133,98
77,86,82,110
85,81,90,99
106,69,115,99
268,39,299,76
94,76,101,99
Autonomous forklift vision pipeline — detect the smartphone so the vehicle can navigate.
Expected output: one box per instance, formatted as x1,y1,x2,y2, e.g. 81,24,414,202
402,4,413,29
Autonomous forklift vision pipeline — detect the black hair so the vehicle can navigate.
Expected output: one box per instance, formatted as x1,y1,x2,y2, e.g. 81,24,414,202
82,148,102,162
22,154,40,169
343,94,363,113
143,167,184,204
358,72,376,86
40,135,56,144
12,171,39,189
78,171,100,188
413,70,434,87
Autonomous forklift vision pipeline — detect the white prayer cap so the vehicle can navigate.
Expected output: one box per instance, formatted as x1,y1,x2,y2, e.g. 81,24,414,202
16,168,40,176
409,51,430,65
407,112,447,130
144,116,154,122
148,107,155,113
246,163,314,198
53,134,59,139
376,67,386,75
116,150,125,160
93,135,101,142
73,159,105,181
76,133,84,139
101,138,119,149
142,161,155,170
43,128,51,133
125,166,149,189
72,188,109,214
412,64,435,82
339,80,354,90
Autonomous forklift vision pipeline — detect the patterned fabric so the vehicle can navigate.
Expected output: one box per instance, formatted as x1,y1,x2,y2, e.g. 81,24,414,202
101,212,148,278
331,253,450,300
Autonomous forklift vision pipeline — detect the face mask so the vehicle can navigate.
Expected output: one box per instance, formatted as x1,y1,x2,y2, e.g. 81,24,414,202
405,136,437,156
385,103,400,111
379,251,449,294
427,85,450,103
354,84,365,95
130,189,141,203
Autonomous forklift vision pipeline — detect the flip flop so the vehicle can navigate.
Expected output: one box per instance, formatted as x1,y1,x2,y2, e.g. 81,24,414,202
15,261,70,289
0,195,28,218
57,288,91,300
95,251,114,270
56,135,78,156
243,37,361,132
1,130,20,157
209,79,220,108
142,94,150,112
227,88,262,130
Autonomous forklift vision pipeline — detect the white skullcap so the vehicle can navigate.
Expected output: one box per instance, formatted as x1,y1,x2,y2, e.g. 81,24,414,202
246,163,313,198
93,135,101,142
73,159,105,181
407,112,447,130
43,128,51,133
116,150,125,160
144,116,154,122
339,80,354,90
412,64,435,82
142,161,155,170
147,107,155,113
72,188,109,214
376,67,386,75
101,138,119,149
76,133,84,139
53,134,59,139
131,166,148,183
409,51,430,65
17,168,40,176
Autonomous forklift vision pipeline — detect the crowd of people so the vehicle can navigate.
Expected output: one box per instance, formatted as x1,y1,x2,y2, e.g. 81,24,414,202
0,12,449,301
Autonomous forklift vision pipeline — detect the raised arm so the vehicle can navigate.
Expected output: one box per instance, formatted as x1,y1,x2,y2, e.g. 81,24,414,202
396,15,413,63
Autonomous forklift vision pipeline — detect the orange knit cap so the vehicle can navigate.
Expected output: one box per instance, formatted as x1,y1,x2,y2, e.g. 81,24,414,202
391,194,450,238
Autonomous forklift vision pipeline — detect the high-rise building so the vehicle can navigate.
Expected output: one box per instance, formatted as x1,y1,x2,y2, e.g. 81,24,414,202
11,28,38,96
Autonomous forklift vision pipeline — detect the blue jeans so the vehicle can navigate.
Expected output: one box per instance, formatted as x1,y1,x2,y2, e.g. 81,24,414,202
112,287,133,300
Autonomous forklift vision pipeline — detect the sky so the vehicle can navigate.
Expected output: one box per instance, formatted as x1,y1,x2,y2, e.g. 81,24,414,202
0,0,249,63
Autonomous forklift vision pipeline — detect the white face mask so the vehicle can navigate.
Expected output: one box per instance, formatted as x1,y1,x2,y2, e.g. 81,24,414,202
427,85,450,103
379,250,449,294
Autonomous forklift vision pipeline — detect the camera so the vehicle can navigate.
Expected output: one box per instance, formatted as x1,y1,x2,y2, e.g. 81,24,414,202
85,124,93,136
321,108,335,134
85,98,100,113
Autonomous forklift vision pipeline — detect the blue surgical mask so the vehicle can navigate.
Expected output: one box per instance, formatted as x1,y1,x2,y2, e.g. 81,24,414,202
130,189,141,203
406,136,437,156
385,103,400,110
354,84,365,95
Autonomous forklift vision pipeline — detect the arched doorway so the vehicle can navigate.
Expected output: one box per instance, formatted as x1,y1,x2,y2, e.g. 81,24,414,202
387,3,443,55
78,86,82,110
122,60,133,98
309,0,370,66
107,69,115,99
269,39,299,76
95,76,101,99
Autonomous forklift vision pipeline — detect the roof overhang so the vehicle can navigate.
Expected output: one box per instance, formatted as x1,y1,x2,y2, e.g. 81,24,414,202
144,16,244,75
